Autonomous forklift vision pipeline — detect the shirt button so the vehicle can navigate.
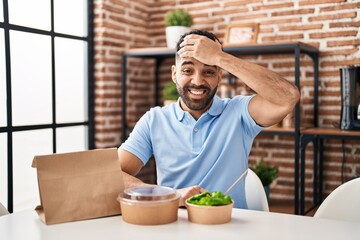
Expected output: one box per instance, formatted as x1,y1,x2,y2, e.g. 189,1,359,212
194,128,198,132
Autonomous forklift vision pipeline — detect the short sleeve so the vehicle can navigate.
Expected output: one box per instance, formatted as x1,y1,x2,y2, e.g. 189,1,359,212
232,95,264,139
119,112,153,165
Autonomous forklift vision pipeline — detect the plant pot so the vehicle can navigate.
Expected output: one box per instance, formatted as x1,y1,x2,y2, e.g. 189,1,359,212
165,26,191,48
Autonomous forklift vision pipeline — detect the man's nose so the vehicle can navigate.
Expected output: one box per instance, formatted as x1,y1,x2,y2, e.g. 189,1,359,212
192,72,204,85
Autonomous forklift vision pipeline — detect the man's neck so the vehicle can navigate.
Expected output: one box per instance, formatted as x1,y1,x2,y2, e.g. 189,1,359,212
179,100,212,120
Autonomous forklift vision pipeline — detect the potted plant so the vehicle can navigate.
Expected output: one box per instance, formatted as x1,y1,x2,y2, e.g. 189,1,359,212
163,82,179,105
164,9,193,48
250,159,279,201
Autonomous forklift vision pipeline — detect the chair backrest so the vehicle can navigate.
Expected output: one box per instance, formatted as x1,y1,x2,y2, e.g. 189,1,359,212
314,177,360,222
245,168,269,212
0,202,9,216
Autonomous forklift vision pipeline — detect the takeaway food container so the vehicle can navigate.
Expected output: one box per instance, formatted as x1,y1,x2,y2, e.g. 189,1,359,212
118,186,180,225
185,200,234,224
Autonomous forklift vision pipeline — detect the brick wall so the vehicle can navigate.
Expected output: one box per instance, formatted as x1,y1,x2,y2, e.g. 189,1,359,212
94,0,360,202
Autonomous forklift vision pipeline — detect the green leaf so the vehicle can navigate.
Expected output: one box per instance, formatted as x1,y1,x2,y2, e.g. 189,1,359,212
187,191,232,206
163,82,179,100
250,159,279,186
165,10,193,27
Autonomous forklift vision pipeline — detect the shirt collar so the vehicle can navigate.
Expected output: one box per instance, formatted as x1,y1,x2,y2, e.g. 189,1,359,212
207,95,223,116
175,95,224,121
175,98,185,121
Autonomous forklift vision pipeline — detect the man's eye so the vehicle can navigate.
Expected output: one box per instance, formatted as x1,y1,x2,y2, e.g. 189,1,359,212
205,71,216,76
182,69,192,74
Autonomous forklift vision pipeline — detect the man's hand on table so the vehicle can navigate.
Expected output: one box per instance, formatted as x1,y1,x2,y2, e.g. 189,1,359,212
177,186,207,207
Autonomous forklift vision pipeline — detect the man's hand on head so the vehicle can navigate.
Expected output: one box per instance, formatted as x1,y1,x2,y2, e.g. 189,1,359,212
177,34,223,66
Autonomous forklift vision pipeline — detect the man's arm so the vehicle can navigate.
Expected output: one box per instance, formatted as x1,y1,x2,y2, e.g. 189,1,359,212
178,34,300,127
217,55,300,127
118,149,147,188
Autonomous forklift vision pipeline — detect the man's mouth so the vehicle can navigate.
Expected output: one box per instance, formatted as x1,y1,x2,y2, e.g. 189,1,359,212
189,88,207,96
181,85,217,111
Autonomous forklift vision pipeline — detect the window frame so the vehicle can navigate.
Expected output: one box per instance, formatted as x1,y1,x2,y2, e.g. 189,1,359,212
0,0,94,213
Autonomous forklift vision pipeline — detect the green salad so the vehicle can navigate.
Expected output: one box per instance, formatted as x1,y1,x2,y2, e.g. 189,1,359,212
187,191,232,206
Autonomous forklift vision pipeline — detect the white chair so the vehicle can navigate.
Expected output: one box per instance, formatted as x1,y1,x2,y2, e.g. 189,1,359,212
314,177,360,222
245,169,269,212
0,202,9,216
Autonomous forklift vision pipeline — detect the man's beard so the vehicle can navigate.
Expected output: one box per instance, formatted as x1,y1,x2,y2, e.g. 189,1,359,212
177,84,218,111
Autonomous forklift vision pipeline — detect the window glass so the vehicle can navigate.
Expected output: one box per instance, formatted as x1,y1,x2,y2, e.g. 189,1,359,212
54,0,87,37
55,37,87,123
8,0,50,30
0,29,6,127
10,30,52,126
0,1,3,22
0,133,7,208
13,129,52,212
56,126,87,153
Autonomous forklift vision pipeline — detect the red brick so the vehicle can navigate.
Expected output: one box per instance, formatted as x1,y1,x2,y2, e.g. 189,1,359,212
279,24,323,32
309,30,357,39
327,39,360,47
213,8,247,17
261,17,302,25
320,2,360,12
330,21,360,28
299,0,346,6
309,11,357,22
262,33,304,42
179,0,209,4
319,48,359,57
253,2,294,11
188,3,220,12
271,8,315,17
224,0,262,7
320,58,360,67
231,13,268,21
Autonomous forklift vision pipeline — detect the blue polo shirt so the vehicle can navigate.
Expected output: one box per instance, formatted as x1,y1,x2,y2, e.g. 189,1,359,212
119,95,263,208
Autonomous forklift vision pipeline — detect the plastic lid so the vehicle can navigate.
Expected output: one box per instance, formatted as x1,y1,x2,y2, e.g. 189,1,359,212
121,186,179,201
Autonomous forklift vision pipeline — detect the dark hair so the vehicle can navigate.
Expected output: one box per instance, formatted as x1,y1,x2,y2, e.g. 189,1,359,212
176,29,222,53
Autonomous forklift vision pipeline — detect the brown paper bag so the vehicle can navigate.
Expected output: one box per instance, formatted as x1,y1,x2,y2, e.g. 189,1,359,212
32,148,124,225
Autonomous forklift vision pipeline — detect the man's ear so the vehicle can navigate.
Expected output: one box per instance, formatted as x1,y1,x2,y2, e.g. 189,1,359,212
171,65,176,83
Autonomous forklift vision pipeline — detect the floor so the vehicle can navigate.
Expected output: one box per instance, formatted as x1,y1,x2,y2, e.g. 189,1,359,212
269,199,318,216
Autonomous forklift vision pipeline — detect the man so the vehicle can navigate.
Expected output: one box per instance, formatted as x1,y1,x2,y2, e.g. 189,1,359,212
118,30,299,208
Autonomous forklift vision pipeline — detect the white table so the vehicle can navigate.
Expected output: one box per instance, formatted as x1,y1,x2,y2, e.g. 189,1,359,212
0,208,359,240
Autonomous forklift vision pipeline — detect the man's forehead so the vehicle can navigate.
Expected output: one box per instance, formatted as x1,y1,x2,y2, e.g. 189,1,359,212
177,58,217,69
176,56,193,64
